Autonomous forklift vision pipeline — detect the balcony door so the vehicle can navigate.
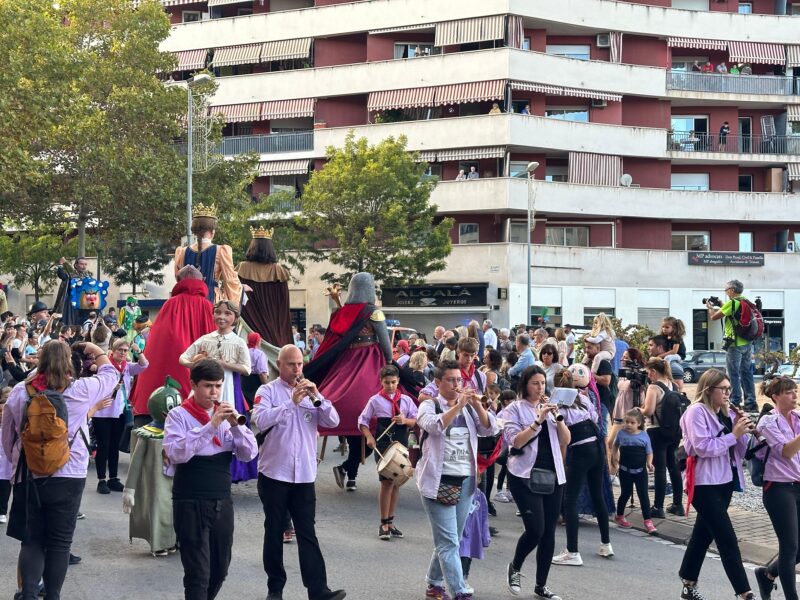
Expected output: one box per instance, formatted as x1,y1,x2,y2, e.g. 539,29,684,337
738,117,752,153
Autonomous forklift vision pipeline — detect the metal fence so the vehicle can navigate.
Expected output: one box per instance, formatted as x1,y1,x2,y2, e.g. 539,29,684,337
667,70,795,96
218,131,314,155
668,130,800,155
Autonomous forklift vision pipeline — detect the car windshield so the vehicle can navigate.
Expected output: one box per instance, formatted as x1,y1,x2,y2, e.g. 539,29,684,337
684,351,702,362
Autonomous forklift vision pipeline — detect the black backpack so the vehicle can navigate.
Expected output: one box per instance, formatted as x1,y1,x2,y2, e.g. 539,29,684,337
653,382,690,441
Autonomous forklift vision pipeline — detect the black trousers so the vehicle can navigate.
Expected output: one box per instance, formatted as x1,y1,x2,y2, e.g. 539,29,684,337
173,497,234,600
258,474,331,599
16,477,85,600
93,415,126,480
341,435,371,480
0,479,10,514
508,473,563,587
649,428,682,509
763,482,800,600
617,469,651,519
460,556,472,579
564,442,609,552
679,483,750,594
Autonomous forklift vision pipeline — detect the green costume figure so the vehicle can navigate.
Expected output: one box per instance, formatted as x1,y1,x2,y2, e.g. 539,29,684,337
118,296,142,342
122,376,182,556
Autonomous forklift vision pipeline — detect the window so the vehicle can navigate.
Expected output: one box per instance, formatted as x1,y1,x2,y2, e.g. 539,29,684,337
545,226,589,247
671,115,709,135
671,56,708,72
511,100,531,114
672,0,709,9
545,108,589,123
394,43,438,59
523,37,531,51
422,164,442,180
638,308,669,332
739,232,753,252
232,122,252,136
738,2,753,13
583,307,615,328
182,11,201,22
793,3,800,15
545,45,590,60
509,161,530,178
738,175,753,192
238,8,253,15
791,122,800,135
459,223,480,244
509,220,529,243
545,166,568,182
672,231,710,251
670,173,709,191
532,306,562,327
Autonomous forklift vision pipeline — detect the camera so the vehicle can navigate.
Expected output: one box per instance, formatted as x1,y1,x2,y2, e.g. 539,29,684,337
722,337,735,351
703,296,722,307
619,359,647,385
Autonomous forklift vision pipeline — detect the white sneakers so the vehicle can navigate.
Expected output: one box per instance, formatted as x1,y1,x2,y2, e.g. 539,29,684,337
598,543,615,558
551,549,583,566
494,489,514,503
0,514,6,524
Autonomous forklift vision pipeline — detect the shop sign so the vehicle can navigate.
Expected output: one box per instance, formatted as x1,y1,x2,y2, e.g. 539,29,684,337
688,252,765,267
381,283,488,308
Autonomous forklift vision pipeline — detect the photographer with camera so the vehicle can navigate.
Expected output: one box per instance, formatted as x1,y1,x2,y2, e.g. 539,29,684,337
706,280,757,412
608,349,647,466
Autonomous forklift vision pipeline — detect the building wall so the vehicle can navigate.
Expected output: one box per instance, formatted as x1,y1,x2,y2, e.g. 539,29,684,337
315,95,368,127
622,34,670,68
622,97,671,129
313,34,368,67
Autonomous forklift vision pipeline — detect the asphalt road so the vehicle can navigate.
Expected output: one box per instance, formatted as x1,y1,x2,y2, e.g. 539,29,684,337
0,448,770,600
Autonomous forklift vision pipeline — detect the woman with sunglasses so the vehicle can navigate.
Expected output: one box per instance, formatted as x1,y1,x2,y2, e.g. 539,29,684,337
678,368,756,600
535,343,563,396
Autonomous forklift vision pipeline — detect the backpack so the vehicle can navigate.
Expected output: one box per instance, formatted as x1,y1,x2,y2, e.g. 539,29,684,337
19,384,73,477
653,382,690,441
732,298,764,342
745,438,770,487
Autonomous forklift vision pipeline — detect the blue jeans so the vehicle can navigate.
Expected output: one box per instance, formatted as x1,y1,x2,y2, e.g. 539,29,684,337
726,343,756,408
422,476,476,596
598,403,610,439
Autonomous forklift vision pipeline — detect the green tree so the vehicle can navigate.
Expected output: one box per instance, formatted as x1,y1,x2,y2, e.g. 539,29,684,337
0,228,76,301
101,239,173,295
299,133,453,286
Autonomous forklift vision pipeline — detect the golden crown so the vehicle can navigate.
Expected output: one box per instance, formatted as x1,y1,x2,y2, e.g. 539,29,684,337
193,203,218,219
250,226,274,239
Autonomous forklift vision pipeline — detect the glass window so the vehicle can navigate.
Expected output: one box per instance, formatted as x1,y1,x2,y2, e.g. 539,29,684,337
739,232,753,252
238,8,253,15
545,45,590,60
509,161,530,178
738,2,753,13
182,11,201,22
394,43,437,59
545,166,568,182
672,232,710,251
532,306,562,327
545,108,589,123
583,307,615,328
671,56,708,72
523,38,531,51
459,223,480,244
670,173,709,191
509,221,529,243
545,226,589,247
791,122,800,135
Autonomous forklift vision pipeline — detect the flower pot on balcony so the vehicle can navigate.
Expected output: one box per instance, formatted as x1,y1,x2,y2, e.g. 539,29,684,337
314,122,327,129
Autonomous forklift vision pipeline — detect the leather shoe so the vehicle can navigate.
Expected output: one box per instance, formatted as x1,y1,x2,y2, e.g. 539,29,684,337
69,554,81,565
315,591,346,600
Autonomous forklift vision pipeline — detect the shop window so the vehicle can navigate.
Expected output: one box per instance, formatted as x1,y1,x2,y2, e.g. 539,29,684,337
672,231,710,251
545,226,589,247
458,223,480,244
583,307,615,328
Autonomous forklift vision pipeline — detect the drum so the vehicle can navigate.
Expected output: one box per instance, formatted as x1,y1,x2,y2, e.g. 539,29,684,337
376,442,415,487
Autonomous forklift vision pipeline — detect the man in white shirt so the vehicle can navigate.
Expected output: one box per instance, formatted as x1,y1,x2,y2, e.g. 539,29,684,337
564,324,576,365
482,320,497,350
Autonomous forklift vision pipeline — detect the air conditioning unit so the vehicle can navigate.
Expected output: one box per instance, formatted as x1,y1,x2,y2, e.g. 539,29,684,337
591,98,608,108
596,33,611,48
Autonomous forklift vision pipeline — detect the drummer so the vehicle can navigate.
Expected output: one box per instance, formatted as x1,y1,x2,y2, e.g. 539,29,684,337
358,364,418,541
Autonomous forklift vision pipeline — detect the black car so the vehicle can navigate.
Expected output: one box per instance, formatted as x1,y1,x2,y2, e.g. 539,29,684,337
680,351,728,383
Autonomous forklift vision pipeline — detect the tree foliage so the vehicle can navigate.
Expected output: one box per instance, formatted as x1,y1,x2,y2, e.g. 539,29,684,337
0,229,77,301
299,133,453,286
100,239,173,295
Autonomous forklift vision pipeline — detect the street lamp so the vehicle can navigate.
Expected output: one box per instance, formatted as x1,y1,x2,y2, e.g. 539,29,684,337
526,161,539,327
186,73,212,243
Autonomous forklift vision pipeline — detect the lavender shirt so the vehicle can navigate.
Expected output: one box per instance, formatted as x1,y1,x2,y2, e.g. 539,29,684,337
0,430,12,481
357,393,418,429
757,410,800,483
252,378,340,484
163,406,258,465
415,396,499,500
93,361,148,418
680,403,748,488
249,348,269,375
2,364,119,479
502,400,567,484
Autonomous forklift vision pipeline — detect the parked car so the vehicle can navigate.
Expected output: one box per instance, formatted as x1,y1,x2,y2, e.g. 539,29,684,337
681,350,728,383
389,326,418,348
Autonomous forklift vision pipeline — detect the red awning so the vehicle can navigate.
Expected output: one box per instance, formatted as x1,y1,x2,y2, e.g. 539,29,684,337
510,81,620,102
257,159,310,177
368,87,437,111
174,49,207,71
435,15,506,46
437,147,505,161
210,103,261,123
261,98,315,119
213,43,261,68
728,41,785,66
568,152,622,187
667,37,727,51
788,105,800,122
435,80,505,106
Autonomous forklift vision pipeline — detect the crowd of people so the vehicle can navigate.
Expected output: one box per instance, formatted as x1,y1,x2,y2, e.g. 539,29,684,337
0,261,793,600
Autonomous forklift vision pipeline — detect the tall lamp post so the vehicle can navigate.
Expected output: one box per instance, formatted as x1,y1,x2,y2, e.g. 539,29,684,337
186,73,212,242
526,161,539,327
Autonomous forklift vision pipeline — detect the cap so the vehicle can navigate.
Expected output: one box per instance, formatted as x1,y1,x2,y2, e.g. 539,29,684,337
27,301,50,315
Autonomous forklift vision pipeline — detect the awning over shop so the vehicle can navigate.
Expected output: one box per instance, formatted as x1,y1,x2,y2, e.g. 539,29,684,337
787,46,800,68
568,152,622,187
437,146,505,162
728,41,785,66
434,80,506,105
174,49,207,71
788,105,800,122
667,37,727,51
260,38,313,62
509,81,621,102
257,159,311,177
434,15,505,47
788,163,800,181
213,43,261,68
210,102,261,123
261,98,315,119
367,87,437,111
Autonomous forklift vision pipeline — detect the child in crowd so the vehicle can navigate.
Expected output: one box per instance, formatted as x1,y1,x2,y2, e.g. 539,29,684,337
611,408,657,534
485,383,501,411
440,336,457,362
460,484,491,590
358,364,418,540
659,316,686,367
585,313,616,372
0,387,12,523
493,389,518,503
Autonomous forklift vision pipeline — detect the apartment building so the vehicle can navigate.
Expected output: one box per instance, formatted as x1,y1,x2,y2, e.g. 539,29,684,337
158,0,800,354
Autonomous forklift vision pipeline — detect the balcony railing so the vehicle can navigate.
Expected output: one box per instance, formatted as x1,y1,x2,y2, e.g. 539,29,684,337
218,131,313,155
667,70,796,96
668,130,800,155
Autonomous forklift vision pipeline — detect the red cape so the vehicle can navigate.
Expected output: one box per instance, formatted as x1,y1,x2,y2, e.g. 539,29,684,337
129,279,215,416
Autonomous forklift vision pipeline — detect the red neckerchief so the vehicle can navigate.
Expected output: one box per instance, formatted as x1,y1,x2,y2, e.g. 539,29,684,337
380,390,402,416
684,455,697,515
181,398,221,447
460,363,475,387
29,374,49,392
111,357,127,373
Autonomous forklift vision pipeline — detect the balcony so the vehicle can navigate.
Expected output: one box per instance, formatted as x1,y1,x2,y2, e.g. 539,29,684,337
218,131,313,155
668,131,800,156
667,71,797,96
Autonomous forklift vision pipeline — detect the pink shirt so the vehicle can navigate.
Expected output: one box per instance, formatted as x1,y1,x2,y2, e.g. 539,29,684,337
680,403,748,488
163,406,258,465
357,393,418,429
757,410,800,483
2,364,119,479
252,378,340,484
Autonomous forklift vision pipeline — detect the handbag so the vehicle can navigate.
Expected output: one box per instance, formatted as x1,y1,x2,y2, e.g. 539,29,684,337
528,467,556,495
436,475,465,506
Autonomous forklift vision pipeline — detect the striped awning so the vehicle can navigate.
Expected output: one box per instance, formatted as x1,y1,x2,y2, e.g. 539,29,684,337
257,159,310,177
437,147,505,162
667,37,727,51
174,49,207,71
261,38,313,62
414,150,438,162
788,163,800,181
261,98,315,119
788,105,800,122
213,43,261,68
787,46,800,68
207,0,250,5
435,80,505,105
728,41,785,65
161,0,202,5
435,15,505,47
210,103,261,123
369,23,434,35
560,86,622,102
568,152,623,187
509,81,620,102
368,87,437,111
